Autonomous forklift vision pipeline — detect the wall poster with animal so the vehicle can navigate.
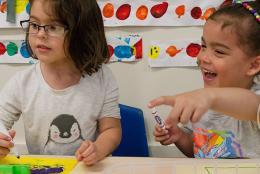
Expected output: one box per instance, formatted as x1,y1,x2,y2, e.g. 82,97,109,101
98,0,225,26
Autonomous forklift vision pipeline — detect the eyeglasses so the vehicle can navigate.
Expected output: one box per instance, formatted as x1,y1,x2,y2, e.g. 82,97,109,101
20,20,67,37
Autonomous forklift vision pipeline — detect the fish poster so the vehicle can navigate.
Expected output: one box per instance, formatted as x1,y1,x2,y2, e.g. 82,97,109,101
0,155,77,174
0,40,36,64
148,40,201,67
98,0,225,26
0,0,29,28
107,34,142,62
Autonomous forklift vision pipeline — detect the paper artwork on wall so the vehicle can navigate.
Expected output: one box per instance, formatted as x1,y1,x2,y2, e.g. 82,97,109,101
0,0,29,28
107,34,142,62
0,40,36,63
98,0,224,26
148,40,201,67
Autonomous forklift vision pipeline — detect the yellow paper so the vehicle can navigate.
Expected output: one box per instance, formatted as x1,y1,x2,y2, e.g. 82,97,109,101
0,155,77,174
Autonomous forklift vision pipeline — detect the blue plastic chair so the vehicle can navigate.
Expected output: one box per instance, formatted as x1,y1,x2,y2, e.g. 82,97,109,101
112,104,149,157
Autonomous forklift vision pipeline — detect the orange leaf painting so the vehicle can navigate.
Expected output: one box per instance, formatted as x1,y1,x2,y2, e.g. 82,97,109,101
0,0,7,13
166,45,182,57
103,3,114,18
175,5,185,18
136,5,148,20
201,7,216,20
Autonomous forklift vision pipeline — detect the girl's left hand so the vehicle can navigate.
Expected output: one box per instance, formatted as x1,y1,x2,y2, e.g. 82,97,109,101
75,140,100,166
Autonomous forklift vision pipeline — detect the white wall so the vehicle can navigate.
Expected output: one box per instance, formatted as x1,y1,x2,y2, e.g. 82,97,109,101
0,26,203,157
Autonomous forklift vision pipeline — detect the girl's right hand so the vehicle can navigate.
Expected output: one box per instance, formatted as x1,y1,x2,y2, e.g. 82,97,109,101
153,121,183,145
148,89,212,125
0,130,15,158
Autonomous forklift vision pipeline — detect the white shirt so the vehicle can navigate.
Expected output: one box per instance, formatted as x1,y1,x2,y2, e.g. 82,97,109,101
0,63,120,155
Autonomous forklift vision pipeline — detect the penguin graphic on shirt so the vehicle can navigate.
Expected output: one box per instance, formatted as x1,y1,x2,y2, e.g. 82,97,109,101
44,114,84,155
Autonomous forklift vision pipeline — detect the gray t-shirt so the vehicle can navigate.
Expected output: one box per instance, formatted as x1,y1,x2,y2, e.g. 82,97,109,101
0,63,120,155
193,84,260,158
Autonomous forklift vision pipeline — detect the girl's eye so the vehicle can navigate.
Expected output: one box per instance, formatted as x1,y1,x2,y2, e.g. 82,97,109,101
30,23,38,29
215,50,225,55
201,44,206,51
48,25,57,31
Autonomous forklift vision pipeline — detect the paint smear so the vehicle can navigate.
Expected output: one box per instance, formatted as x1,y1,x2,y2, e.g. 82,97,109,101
20,42,30,58
0,0,7,13
175,5,185,18
7,42,18,56
103,3,114,18
0,42,6,55
136,5,148,20
166,45,182,57
16,0,29,14
186,43,201,58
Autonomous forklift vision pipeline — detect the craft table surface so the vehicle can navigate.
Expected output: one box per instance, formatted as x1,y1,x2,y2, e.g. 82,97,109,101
71,157,260,174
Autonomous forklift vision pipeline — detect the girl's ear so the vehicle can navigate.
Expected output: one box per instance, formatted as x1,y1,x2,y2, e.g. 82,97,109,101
247,55,260,76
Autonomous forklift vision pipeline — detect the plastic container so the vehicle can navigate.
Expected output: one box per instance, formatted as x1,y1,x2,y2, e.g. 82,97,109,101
0,164,30,174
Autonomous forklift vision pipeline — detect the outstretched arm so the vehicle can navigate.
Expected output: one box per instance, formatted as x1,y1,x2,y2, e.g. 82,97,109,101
148,87,260,125
148,87,260,157
207,88,260,121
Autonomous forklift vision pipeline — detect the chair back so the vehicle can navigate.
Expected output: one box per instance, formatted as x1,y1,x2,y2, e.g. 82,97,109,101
112,104,149,157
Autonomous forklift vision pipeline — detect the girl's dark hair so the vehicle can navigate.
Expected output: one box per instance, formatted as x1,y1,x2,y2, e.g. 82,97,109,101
208,0,260,56
28,0,109,76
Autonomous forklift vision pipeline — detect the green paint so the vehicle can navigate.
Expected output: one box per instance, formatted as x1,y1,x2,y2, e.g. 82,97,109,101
7,42,18,56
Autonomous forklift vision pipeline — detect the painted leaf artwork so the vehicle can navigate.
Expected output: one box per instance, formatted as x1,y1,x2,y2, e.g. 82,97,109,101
0,35,142,64
0,0,29,28
148,40,201,67
0,40,36,63
98,0,224,26
107,34,142,62
0,155,77,174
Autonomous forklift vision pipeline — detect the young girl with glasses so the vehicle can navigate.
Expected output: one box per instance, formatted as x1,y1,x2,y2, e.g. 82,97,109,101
0,0,121,166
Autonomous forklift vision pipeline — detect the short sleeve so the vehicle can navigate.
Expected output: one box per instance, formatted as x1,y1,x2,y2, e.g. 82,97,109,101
0,73,22,129
99,65,120,119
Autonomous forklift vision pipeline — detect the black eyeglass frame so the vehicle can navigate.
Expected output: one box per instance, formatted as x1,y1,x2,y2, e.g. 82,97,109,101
20,19,68,36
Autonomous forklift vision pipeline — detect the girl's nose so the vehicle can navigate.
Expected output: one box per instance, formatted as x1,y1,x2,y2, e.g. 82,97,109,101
197,50,211,64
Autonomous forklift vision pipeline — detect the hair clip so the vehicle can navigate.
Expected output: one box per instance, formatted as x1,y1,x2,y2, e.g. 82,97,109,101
235,0,260,23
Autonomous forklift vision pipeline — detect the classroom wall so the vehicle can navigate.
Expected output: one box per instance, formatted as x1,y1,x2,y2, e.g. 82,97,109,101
0,26,203,157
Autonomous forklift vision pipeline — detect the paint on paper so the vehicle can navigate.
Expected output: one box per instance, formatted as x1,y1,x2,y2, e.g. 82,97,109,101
0,40,36,64
107,34,142,62
99,0,223,26
0,155,77,174
148,40,201,67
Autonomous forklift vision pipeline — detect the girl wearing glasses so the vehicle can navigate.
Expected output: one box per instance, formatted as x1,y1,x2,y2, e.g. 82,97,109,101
0,0,121,166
